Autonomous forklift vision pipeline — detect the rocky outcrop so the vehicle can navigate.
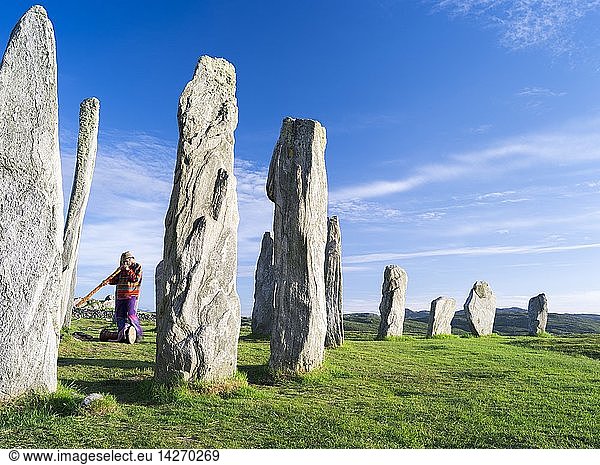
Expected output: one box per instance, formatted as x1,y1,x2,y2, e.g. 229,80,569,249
377,265,408,338
0,6,62,401
61,97,100,328
464,281,496,336
251,232,274,336
325,216,343,347
155,260,164,313
528,293,548,335
427,297,456,337
267,117,328,373
155,56,241,384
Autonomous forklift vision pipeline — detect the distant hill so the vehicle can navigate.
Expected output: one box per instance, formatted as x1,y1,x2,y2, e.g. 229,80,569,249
343,308,600,336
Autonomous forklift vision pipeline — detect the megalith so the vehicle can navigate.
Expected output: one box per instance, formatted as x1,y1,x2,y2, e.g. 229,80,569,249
0,6,62,401
155,56,241,384
155,260,164,313
61,97,100,328
427,297,456,337
528,293,548,335
464,281,496,336
377,265,408,338
267,117,328,373
251,232,274,336
325,216,343,347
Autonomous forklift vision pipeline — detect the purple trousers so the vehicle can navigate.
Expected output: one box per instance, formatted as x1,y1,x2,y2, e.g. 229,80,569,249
115,297,143,337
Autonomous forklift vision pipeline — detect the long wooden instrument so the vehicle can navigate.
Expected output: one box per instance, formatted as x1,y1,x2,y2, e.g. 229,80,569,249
74,267,121,308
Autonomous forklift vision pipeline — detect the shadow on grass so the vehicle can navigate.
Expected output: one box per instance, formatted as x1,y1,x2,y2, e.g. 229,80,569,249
239,333,270,342
237,364,274,386
59,358,154,370
61,378,153,405
506,336,600,361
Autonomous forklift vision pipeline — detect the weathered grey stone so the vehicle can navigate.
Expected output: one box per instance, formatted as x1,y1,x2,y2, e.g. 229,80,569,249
267,117,328,373
377,265,408,338
155,260,164,313
427,297,456,337
325,216,343,347
80,393,104,409
464,281,496,336
155,56,241,384
251,232,274,336
0,6,62,401
61,97,100,329
528,293,548,335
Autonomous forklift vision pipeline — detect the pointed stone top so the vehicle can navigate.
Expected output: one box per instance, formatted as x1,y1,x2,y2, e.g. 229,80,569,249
27,5,48,16
5,4,55,62
473,280,493,299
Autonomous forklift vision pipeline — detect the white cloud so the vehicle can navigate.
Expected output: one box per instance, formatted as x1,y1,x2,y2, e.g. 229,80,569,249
477,191,516,200
434,0,600,52
345,242,600,264
330,116,600,201
517,87,567,97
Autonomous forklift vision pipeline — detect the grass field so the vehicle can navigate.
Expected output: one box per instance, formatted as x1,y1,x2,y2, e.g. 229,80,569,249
1,318,599,448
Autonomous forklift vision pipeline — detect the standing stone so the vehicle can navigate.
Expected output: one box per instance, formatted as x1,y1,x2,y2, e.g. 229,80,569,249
155,56,241,384
251,232,274,336
377,265,408,338
0,6,62,401
528,293,548,335
267,117,328,373
464,281,496,336
325,216,343,347
427,297,456,337
155,260,164,313
61,97,100,328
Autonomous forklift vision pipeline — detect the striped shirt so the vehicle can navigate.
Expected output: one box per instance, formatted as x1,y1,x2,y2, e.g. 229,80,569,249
108,262,142,300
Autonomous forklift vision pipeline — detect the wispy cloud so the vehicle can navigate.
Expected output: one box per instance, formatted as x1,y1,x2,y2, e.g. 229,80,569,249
517,87,567,97
331,116,600,201
433,0,600,52
345,242,600,264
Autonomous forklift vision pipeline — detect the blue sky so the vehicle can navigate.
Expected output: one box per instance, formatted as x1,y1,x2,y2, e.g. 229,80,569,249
2,0,600,314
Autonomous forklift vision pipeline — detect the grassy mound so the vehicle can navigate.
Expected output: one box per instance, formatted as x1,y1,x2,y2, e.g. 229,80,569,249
1,318,599,448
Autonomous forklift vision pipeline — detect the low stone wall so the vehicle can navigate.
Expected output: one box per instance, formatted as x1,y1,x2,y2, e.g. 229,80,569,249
71,307,156,322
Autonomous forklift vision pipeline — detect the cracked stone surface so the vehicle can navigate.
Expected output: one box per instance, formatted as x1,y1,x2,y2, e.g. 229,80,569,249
251,232,274,336
463,281,496,336
0,6,62,401
155,56,240,384
427,297,456,337
155,260,164,313
325,216,343,347
267,117,328,373
61,97,100,328
377,265,408,338
528,293,548,335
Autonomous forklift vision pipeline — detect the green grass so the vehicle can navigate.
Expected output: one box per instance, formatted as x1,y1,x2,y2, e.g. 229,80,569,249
1,318,599,448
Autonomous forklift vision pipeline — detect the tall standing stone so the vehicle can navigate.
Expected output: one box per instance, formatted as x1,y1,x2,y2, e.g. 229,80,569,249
155,260,164,313
528,293,548,335
0,6,62,401
464,281,496,336
325,216,343,347
267,117,328,373
377,265,408,338
251,232,274,336
155,56,241,384
61,97,100,328
427,297,456,337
